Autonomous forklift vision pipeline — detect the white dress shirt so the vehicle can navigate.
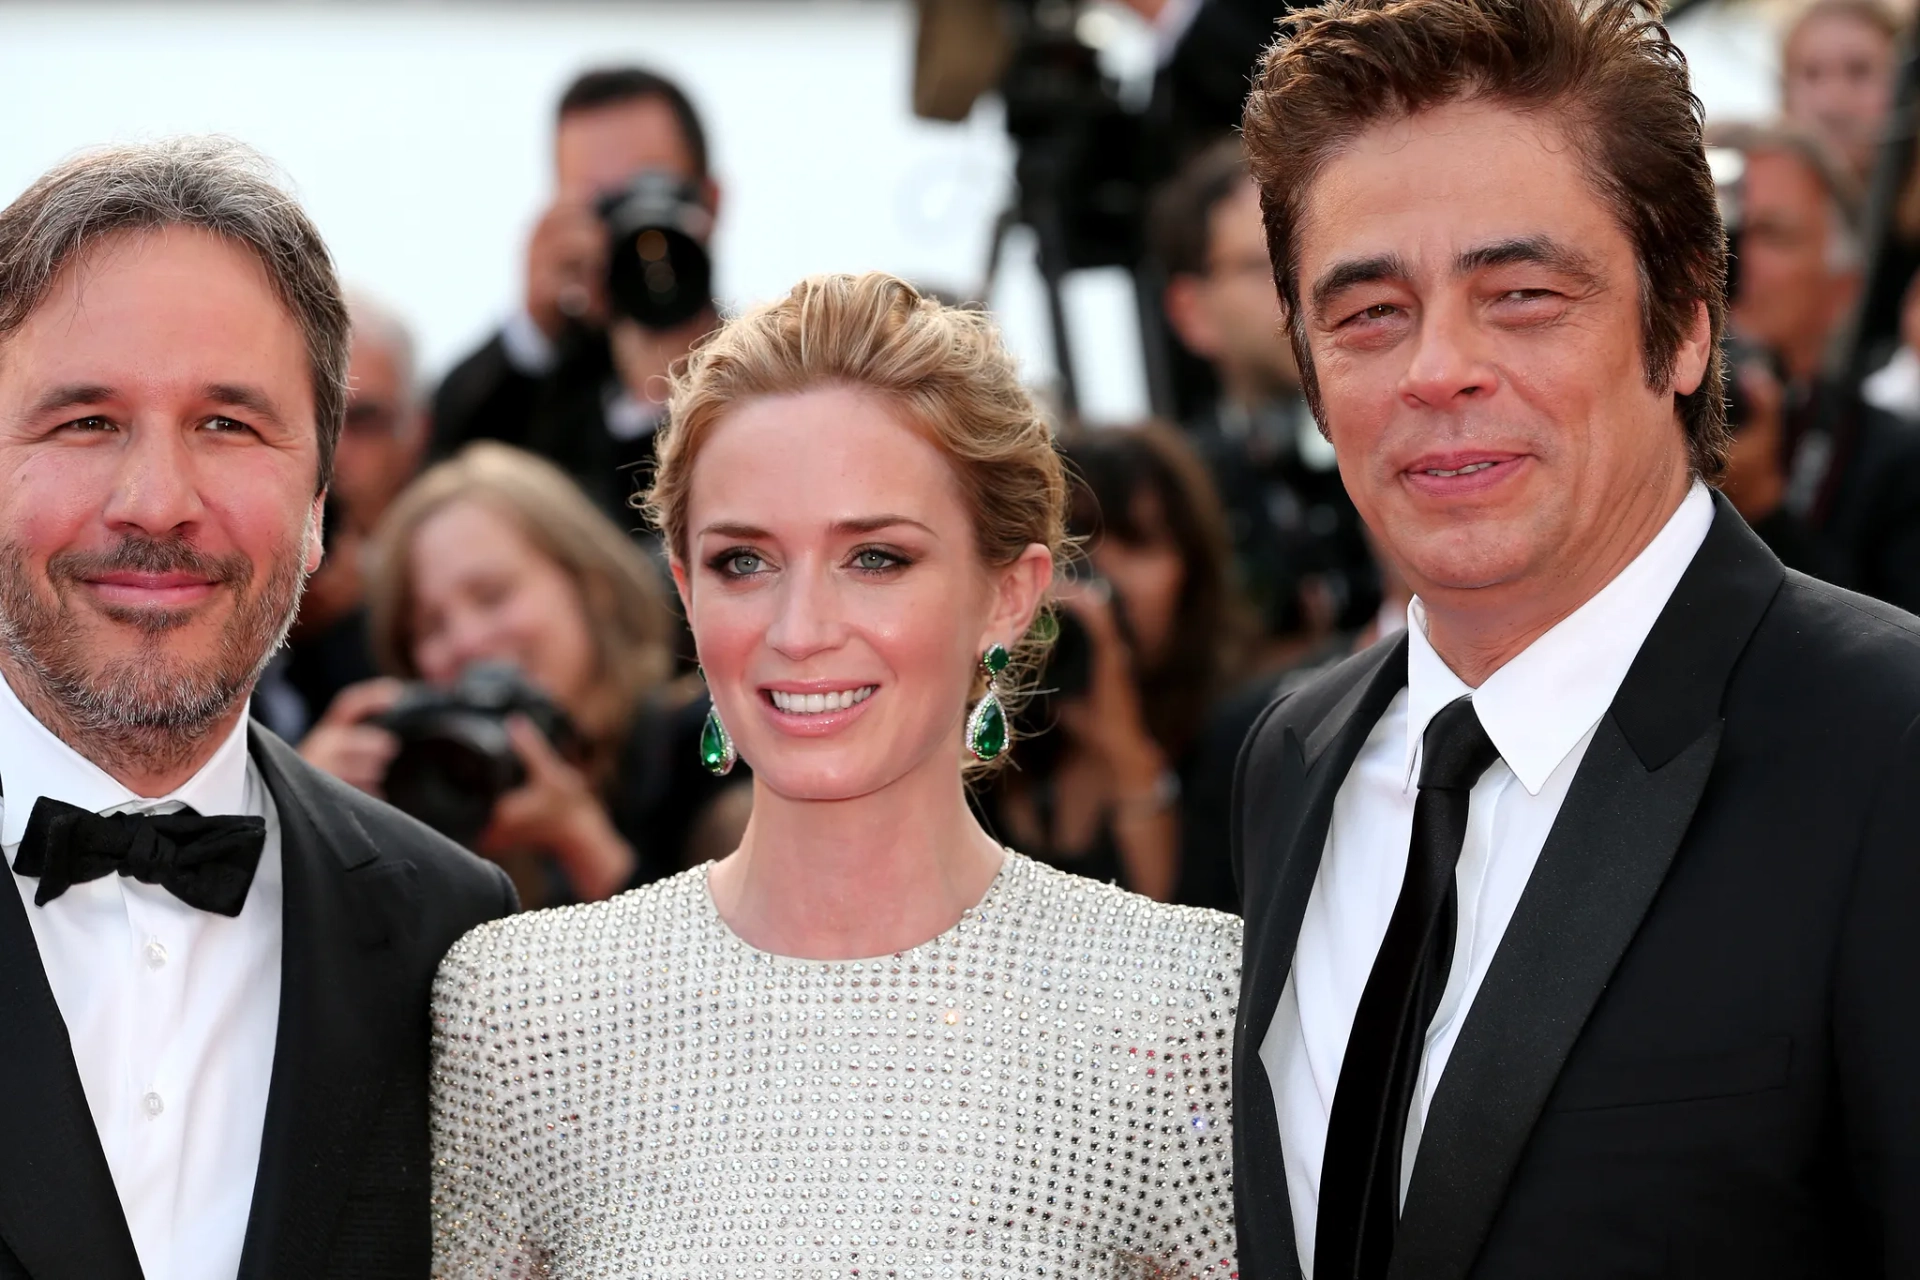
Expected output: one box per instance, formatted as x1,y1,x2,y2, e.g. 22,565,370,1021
1260,483,1714,1277
0,673,282,1280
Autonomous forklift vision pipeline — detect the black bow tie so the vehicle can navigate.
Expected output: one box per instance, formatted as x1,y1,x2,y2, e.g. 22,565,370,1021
12,797,265,917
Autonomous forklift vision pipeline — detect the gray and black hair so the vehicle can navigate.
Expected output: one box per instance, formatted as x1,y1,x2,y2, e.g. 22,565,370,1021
0,136,350,492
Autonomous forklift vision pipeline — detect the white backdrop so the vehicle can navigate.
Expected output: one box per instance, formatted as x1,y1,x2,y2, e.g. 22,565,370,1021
0,2,1027,383
0,0,1782,413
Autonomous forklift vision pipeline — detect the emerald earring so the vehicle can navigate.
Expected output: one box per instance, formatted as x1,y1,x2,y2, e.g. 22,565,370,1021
697,667,736,776
966,643,1011,762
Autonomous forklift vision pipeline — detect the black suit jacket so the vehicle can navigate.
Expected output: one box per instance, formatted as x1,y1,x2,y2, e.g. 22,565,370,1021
0,726,516,1280
1231,494,1920,1279
429,327,643,529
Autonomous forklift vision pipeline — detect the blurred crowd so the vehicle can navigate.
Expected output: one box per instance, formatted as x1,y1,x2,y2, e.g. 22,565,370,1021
262,0,1920,914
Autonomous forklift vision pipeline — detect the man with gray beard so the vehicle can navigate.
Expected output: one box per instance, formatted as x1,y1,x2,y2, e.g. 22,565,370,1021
0,139,515,1280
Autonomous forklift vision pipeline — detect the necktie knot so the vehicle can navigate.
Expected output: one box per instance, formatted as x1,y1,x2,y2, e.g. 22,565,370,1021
1418,696,1501,792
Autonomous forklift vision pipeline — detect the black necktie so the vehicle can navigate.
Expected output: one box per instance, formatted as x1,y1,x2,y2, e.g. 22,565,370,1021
12,796,266,917
1315,695,1501,1280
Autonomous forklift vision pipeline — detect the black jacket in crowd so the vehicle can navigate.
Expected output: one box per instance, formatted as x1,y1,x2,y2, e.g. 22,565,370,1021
0,728,516,1280
430,325,650,530
1231,495,1920,1278
1750,385,1920,617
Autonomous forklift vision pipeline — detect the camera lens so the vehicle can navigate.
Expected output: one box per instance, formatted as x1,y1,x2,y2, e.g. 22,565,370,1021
599,170,713,331
383,719,525,849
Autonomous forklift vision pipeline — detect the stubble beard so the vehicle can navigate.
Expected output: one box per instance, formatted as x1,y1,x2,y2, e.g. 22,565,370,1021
0,522,311,779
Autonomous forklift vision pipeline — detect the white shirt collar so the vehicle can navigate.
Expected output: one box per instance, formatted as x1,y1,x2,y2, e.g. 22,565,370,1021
603,388,663,442
1402,483,1716,796
0,668,254,846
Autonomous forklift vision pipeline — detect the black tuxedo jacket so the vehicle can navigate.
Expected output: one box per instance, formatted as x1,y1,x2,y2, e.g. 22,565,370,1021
0,727,516,1280
1231,495,1920,1279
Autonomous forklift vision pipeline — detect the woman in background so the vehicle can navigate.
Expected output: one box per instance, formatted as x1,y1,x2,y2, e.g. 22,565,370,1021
976,423,1246,900
429,273,1240,1277
300,443,747,905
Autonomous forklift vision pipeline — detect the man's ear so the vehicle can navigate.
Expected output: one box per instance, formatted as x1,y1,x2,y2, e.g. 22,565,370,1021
1670,298,1714,399
305,493,327,575
1163,274,1221,361
983,544,1055,653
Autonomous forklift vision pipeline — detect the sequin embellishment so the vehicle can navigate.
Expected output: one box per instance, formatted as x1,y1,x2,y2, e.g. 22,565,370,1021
430,853,1242,1277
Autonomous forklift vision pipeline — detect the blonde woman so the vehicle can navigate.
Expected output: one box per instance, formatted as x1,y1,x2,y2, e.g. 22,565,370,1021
429,273,1241,1276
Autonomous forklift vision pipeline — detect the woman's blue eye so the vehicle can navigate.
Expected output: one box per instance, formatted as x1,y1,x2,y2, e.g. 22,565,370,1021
854,549,896,572
725,551,765,575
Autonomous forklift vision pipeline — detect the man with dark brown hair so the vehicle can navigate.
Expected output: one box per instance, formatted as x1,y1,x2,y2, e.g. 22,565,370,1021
1151,138,1376,650
1229,0,1920,1276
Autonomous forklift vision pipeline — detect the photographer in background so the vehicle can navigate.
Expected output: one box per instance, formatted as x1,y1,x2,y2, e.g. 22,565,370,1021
431,67,720,527
1712,122,1920,614
973,423,1244,902
1152,138,1376,660
300,444,747,908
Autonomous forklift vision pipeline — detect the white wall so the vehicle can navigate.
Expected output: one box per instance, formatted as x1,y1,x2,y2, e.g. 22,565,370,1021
1671,2,1785,126
0,1,1017,383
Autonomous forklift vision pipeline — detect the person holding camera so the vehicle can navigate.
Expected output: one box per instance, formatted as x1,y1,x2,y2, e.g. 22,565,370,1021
430,67,721,528
299,443,747,908
973,423,1245,904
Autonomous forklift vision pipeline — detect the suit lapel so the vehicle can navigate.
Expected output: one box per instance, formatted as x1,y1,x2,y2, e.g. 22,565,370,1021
0,876,143,1280
236,729,419,1280
1237,635,1410,1280
1389,496,1786,1280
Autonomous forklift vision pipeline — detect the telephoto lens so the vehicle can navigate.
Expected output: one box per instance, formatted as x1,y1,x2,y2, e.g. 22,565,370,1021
598,169,714,330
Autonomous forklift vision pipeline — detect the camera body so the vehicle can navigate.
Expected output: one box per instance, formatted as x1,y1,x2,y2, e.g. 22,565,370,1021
597,169,714,331
376,662,581,848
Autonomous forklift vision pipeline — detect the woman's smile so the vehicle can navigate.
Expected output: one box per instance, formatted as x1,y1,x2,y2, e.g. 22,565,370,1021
765,684,876,715
759,681,880,735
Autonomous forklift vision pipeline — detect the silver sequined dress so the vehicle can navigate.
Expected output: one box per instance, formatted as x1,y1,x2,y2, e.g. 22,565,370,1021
430,851,1241,1278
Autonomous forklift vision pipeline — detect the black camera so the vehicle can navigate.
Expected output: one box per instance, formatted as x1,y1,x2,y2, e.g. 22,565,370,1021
376,663,581,848
597,169,713,331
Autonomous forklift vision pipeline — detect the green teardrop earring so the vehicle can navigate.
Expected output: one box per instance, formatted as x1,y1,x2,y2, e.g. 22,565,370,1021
696,667,736,776
966,643,1011,762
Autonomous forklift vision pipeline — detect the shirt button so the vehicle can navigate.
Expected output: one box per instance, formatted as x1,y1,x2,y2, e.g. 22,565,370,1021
142,1091,164,1119
144,939,168,970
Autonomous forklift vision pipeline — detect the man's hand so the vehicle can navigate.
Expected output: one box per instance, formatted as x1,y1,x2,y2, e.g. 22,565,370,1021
608,310,715,407
525,201,607,341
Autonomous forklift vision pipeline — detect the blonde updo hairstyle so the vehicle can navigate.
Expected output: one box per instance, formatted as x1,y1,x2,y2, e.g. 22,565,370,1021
643,271,1068,766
